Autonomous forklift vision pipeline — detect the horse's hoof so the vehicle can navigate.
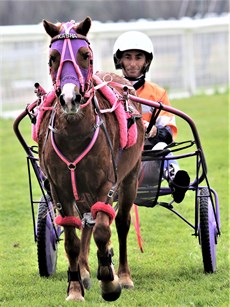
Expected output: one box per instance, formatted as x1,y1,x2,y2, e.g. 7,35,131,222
66,293,85,302
81,269,92,290
66,281,85,302
82,276,92,290
101,275,122,301
119,274,134,289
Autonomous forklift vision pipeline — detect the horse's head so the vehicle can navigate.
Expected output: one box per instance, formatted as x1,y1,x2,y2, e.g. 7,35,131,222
43,17,93,114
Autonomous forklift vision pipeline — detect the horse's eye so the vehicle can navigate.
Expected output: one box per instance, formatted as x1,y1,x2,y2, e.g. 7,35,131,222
49,55,56,66
83,52,90,60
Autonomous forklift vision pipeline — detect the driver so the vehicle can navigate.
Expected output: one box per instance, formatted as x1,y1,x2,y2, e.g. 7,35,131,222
113,31,190,203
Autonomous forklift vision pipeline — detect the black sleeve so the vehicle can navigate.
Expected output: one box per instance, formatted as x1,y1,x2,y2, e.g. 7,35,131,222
148,126,173,146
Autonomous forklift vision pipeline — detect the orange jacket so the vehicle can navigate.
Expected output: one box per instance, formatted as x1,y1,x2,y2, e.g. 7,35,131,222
136,81,177,139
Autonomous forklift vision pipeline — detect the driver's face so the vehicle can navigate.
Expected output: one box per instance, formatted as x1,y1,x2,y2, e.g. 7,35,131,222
120,50,147,79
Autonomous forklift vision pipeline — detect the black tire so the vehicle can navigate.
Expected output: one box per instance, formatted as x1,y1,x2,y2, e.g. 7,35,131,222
37,195,59,277
199,187,217,273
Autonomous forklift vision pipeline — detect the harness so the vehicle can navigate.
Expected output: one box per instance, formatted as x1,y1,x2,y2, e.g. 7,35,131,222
40,21,141,228
49,108,103,202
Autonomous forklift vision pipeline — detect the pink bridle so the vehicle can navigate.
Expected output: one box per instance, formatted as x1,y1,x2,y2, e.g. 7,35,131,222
50,21,94,100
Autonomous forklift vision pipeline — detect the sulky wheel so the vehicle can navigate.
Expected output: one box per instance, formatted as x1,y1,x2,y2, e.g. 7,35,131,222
199,187,217,273
37,195,60,277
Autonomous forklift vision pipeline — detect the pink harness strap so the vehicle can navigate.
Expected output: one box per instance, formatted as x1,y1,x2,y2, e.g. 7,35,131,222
50,113,101,201
32,90,56,142
93,74,138,149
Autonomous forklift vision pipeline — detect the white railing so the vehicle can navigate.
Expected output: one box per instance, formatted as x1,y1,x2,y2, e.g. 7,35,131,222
0,15,229,117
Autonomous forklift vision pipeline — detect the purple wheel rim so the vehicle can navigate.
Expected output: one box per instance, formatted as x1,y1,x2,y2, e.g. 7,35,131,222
45,206,60,275
208,200,216,271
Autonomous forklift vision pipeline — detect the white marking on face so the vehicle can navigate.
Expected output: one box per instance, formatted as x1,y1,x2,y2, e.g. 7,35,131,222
62,83,76,103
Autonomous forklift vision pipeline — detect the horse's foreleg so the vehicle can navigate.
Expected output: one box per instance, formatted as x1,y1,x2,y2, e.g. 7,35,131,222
93,212,122,301
78,226,93,290
93,212,112,278
64,227,84,302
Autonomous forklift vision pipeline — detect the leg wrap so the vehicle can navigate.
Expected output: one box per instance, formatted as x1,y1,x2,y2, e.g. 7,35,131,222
91,202,116,225
97,249,114,281
55,215,82,229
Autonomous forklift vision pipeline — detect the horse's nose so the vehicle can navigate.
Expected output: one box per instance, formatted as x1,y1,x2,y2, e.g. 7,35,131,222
60,94,66,106
59,93,81,106
73,93,82,104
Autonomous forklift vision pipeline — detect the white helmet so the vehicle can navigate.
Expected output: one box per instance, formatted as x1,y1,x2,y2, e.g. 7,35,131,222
113,31,154,71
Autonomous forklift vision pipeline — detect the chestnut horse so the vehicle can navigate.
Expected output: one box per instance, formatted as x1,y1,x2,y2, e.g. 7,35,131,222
38,17,144,302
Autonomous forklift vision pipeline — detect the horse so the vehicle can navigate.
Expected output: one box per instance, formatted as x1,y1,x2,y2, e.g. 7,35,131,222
38,17,145,302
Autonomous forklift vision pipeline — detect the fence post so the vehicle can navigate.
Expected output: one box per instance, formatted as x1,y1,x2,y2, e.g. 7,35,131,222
183,27,196,95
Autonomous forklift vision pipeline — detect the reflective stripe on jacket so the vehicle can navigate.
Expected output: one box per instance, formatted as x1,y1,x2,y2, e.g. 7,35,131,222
136,81,177,139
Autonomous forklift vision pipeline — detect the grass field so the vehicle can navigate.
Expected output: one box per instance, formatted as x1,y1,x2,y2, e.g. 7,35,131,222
0,92,229,306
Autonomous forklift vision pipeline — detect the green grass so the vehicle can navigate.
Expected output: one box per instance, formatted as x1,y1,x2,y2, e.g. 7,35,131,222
0,92,229,306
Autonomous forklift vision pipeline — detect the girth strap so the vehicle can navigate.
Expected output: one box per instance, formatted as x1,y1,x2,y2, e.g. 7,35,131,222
93,95,118,186
127,114,142,129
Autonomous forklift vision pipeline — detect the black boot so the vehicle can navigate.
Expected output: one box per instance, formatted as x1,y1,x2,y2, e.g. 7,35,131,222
170,170,190,203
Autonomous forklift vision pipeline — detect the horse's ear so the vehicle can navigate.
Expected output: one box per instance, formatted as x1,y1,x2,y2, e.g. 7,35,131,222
74,17,91,36
43,20,60,37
